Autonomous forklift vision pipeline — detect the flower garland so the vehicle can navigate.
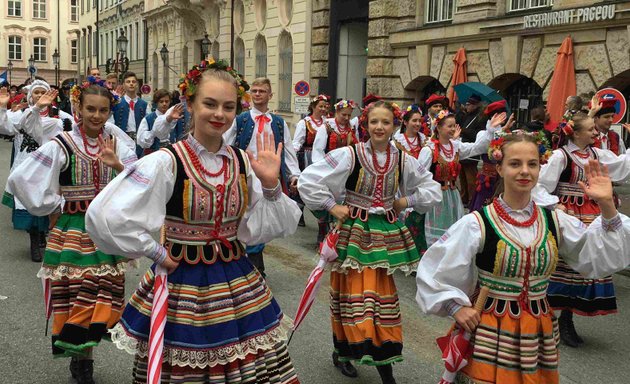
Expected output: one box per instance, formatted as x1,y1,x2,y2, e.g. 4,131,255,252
402,104,422,121
178,58,251,110
487,129,552,164
70,76,120,107
311,94,330,104
334,99,357,111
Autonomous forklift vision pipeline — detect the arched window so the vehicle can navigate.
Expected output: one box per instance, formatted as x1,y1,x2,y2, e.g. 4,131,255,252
277,31,292,112
254,34,267,78
234,37,245,76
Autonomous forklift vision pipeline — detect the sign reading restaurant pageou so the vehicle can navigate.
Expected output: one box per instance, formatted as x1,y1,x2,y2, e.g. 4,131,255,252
523,4,616,29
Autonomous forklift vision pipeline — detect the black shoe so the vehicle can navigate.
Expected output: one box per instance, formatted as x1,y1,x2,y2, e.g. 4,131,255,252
332,352,358,378
376,364,397,384
29,230,42,262
559,310,580,348
69,357,79,379
76,359,95,384
298,214,306,227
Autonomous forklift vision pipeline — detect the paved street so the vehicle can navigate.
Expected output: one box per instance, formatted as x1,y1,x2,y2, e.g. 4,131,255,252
0,139,629,383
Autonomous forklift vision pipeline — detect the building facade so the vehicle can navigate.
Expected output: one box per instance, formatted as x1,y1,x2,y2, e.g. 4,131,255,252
0,0,81,86
76,0,99,80
311,0,630,123
143,0,311,125
97,0,147,84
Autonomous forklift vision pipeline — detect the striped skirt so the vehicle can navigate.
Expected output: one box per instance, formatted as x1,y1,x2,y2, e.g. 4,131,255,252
111,246,299,384
458,307,560,384
547,201,617,316
38,212,127,357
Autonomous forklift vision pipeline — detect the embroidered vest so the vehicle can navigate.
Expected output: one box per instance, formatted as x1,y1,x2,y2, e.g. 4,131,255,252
429,144,461,190
54,132,119,213
162,142,249,265
556,146,598,206
303,118,318,150
113,98,147,132
325,122,355,153
473,204,559,319
344,143,403,224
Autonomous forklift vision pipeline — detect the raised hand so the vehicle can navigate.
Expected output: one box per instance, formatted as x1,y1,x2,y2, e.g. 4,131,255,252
505,113,516,131
96,135,124,172
167,103,185,122
588,95,602,118
114,85,125,97
453,124,461,140
0,87,10,108
247,131,282,189
622,123,630,134
489,112,507,129
577,159,613,203
36,89,58,109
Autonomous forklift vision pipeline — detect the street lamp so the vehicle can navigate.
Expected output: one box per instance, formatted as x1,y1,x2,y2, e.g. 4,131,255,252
160,43,179,75
7,61,13,85
201,32,211,59
117,30,128,58
28,55,35,80
52,49,60,86
105,30,130,81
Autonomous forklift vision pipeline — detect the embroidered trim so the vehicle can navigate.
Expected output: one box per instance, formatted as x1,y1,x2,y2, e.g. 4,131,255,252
602,214,622,232
331,258,419,276
262,182,282,201
32,151,53,167
36,262,127,279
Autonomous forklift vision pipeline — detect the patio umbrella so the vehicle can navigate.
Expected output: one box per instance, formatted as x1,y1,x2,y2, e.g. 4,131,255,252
546,36,576,122
448,48,468,108
436,286,490,384
148,226,170,384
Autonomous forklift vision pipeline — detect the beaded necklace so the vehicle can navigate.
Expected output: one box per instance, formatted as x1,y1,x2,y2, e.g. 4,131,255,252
79,125,104,193
492,198,538,227
403,133,421,157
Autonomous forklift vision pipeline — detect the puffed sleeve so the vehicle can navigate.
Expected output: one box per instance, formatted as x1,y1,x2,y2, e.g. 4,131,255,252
0,107,19,136
152,110,178,142
418,145,433,170
104,122,137,152
400,153,442,213
457,122,499,160
85,151,176,262
298,146,355,211
415,213,483,316
17,106,48,144
236,153,301,245
136,117,154,149
531,149,565,207
555,210,630,278
311,125,329,163
7,140,66,216
292,119,307,153
282,121,301,177
594,148,630,182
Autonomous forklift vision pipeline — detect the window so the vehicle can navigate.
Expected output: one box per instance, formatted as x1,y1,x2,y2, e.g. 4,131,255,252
71,40,78,63
9,36,22,60
8,1,22,17
33,0,46,19
508,0,552,12
277,31,293,112
254,34,267,78
234,38,245,76
426,0,454,23
71,0,79,22
33,37,47,61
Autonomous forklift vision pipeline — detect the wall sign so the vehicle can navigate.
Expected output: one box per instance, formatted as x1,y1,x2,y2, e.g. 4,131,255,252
523,4,616,29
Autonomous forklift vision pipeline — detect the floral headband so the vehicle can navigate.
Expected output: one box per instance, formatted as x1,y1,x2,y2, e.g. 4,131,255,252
70,76,120,106
178,58,251,108
434,109,452,126
358,101,403,130
402,104,423,120
488,129,552,164
312,94,330,104
334,99,357,111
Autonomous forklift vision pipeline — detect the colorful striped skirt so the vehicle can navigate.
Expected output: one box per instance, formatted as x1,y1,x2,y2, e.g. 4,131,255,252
425,189,465,248
458,305,560,384
110,244,299,384
547,201,617,316
37,212,127,357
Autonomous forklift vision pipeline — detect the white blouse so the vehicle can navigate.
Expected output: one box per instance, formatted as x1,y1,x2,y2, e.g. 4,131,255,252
7,124,138,217
311,118,359,164
136,109,171,149
393,131,426,154
85,135,301,262
532,141,630,207
298,140,442,215
292,115,325,153
415,200,630,317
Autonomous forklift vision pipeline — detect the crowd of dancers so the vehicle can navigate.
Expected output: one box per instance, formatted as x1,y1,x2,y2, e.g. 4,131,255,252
1,59,629,384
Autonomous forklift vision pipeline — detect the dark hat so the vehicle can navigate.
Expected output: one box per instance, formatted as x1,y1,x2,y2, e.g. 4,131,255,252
466,94,482,105
484,100,507,117
426,94,447,108
362,93,382,107
595,98,617,117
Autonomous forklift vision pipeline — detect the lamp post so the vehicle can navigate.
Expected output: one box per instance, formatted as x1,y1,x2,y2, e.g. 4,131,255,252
52,49,60,86
105,30,130,81
160,43,179,75
7,61,13,85
28,55,35,80
201,32,211,60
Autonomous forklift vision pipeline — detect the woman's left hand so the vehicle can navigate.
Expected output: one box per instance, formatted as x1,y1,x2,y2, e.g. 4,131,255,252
96,135,123,172
248,132,282,189
393,197,408,215
578,159,613,203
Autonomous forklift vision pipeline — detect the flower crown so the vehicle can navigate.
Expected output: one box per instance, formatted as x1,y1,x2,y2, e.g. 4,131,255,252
357,101,403,131
70,76,120,106
178,58,251,108
488,129,552,164
402,104,423,120
334,99,356,111
312,94,330,104
434,109,452,126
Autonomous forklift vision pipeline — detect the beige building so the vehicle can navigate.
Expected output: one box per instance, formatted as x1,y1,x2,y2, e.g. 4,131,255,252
75,0,99,80
143,0,311,125
0,0,82,86
310,0,630,124
97,0,147,83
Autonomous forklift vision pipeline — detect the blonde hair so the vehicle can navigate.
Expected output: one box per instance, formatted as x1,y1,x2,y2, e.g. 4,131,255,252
187,69,240,135
251,77,272,91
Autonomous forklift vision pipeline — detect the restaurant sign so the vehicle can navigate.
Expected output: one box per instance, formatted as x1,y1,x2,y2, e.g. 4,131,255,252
523,4,616,29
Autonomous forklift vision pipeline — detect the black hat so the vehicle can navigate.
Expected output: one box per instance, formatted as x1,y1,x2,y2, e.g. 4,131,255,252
466,94,482,105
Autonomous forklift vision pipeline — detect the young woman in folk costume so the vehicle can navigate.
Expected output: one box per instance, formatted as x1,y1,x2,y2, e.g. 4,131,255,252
7,82,137,384
468,100,516,212
0,81,71,262
298,101,442,384
416,131,630,384
311,99,357,163
393,104,429,253
531,111,630,348
420,110,503,247
85,62,301,384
